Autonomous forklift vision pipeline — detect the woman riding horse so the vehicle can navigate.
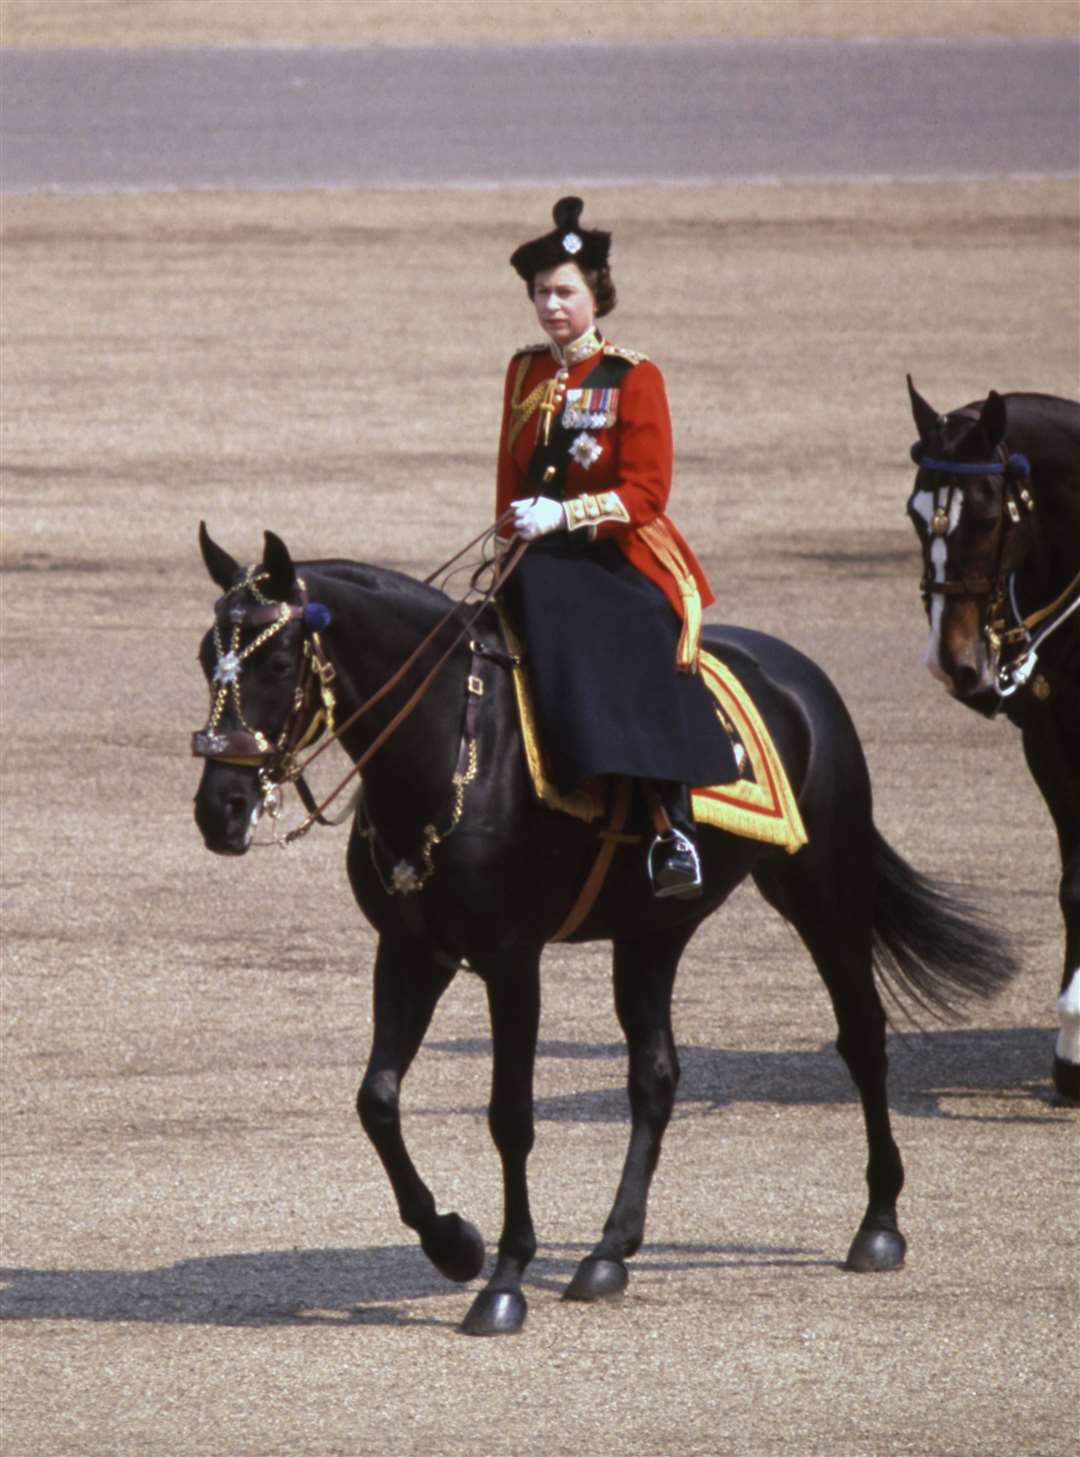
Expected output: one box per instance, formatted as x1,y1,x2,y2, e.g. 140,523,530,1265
496,196,736,898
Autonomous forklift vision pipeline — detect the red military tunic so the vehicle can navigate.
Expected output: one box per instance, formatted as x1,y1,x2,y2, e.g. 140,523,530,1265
495,332,713,670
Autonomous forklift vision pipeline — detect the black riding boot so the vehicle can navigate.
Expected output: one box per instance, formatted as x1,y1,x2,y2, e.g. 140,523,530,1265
647,782,703,900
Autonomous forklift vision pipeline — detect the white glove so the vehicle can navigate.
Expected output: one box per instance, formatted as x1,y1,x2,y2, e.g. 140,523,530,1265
510,496,566,541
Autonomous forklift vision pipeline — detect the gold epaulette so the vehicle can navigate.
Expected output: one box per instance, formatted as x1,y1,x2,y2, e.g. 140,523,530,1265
602,343,649,365
513,342,550,357
564,492,631,532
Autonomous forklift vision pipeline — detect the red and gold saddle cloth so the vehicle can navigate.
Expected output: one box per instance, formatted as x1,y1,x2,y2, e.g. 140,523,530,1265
500,612,807,855
690,651,807,853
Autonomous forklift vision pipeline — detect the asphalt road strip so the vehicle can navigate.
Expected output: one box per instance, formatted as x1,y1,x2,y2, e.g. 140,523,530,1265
2,38,1077,193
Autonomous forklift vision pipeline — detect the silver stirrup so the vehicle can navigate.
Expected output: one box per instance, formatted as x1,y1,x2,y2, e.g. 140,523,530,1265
647,830,702,898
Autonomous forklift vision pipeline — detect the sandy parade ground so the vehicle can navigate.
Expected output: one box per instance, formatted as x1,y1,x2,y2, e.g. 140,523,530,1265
1,3,1078,1456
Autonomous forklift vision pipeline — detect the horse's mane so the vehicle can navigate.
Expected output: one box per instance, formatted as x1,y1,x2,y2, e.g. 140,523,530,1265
1004,395,1080,501
297,558,454,613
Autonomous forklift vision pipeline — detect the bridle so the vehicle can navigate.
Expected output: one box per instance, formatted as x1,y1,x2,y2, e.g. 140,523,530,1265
192,563,340,823
911,439,1035,601
192,520,529,846
910,438,1080,698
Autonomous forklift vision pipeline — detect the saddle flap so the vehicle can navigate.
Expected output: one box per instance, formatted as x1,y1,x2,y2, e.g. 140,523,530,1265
497,606,807,855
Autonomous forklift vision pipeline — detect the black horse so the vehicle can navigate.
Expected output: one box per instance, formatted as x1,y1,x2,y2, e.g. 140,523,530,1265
193,523,1016,1335
906,379,1080,1103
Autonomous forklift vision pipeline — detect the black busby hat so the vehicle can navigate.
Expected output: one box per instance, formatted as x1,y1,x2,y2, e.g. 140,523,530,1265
509,196,611,282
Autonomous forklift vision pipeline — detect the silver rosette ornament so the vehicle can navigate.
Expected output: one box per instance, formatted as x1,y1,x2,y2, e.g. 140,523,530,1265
569,432,603,470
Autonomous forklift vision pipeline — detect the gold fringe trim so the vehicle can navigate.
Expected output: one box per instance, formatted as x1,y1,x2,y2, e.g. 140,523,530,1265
637,519,703,672
498,612,807,853
691,652,808,854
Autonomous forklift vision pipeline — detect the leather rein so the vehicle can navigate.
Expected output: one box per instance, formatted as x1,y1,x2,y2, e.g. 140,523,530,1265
192,517,529,844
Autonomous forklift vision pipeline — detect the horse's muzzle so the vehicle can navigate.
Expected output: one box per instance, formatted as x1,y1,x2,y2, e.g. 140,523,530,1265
193,762,263,855
925,623,997,708
944,661,995,700
947,681,1001,719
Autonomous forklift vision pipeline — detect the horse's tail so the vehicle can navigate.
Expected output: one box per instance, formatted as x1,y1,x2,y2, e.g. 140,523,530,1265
871,830,1020,1022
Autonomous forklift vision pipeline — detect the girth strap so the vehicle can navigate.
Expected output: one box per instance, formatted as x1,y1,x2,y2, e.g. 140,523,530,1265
548,778,639,943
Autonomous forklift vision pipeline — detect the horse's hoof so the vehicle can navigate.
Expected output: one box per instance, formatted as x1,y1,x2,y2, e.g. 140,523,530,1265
1052,1056,1080,1105
845,1225,907,1273
460,1288,527,1336
421,1213,486,1284
563,1256,629,1302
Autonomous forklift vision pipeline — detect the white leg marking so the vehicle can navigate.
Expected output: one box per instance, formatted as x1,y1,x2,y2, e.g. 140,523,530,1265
1056,966,1080,1066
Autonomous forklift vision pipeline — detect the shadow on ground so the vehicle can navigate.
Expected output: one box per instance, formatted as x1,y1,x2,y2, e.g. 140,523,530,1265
5,1034,1065,1330
428,1025,1069,1122
0,1239,822,1329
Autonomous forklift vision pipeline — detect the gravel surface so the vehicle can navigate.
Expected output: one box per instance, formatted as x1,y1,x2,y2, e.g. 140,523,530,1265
3,175,1077,1454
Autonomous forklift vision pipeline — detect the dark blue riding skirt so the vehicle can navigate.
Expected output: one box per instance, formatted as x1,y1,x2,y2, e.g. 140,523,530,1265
501,536,737,792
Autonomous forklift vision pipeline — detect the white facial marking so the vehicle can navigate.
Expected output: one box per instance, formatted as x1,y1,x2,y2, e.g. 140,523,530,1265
1056,966,1080,1066
912,487,961,683
243,800,262,849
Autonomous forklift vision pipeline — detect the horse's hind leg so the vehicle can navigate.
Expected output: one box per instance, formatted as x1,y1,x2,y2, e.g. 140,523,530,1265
460,952,542,1336
357,932,485,1287
753,853,907,1273
564,925,692,1303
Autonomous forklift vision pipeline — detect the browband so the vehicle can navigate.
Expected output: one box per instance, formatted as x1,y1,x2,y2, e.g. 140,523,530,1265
910,441,1031,480
214,596,332,631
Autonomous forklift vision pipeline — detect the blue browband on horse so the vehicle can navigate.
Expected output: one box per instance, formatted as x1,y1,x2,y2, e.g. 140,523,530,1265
910,441,1031,479
303,603,332,632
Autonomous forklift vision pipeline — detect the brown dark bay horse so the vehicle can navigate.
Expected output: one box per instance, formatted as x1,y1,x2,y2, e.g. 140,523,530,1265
192,523,1017,1335
907,379,1080,1103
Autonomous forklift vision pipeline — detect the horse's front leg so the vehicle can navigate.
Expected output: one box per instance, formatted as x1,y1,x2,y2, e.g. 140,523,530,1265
1053,834,1080,1103
564,928,689,1304
357,933,486,1286
1023,719,1080,1102
460,952,542,1336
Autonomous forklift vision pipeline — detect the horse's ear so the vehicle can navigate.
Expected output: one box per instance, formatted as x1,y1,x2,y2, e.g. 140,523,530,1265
199,521,243,590
974,390,1007,451
261,530,296,602
907,374,938,442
